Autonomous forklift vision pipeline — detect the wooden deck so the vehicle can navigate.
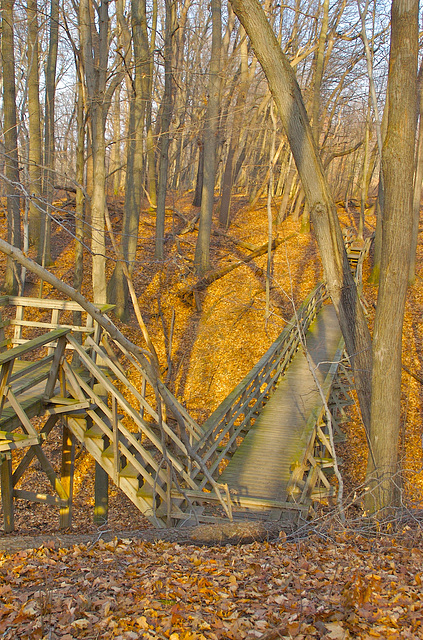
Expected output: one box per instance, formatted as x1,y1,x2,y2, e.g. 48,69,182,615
219,305,342,512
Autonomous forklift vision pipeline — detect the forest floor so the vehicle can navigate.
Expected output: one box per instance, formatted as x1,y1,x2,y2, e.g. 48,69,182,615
0,192,423,639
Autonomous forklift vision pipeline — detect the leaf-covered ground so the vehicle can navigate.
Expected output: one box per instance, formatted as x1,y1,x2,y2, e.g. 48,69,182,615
1,526,423,639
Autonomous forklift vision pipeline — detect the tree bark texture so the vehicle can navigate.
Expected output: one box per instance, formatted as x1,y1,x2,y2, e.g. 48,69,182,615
41,0,59,265
365,0,418,515
229,0,373,431
26,0,44,248
108,0,150,317
409,59,423,283
155,0,176,259
79,0,109,304
194,0,222,275
1,0,22,294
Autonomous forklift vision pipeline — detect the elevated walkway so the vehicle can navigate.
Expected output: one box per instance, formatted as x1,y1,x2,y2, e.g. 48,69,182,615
0,236,370,531
219,305,342,515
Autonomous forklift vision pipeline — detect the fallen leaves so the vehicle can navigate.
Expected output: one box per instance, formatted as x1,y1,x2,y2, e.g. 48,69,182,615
0,529,422,639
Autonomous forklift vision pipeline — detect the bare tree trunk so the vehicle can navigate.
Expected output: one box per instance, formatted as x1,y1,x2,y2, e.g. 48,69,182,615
409,60,423,283
359,0,385,285
110,86,122,197
365,0,418,515
79,0,112,304
194,0,222,275
26,0,44,248
1,0,22,294
145,0,157,208
230,0,373,432
311,0,329,140
219,27,253,228
277,154,296,224
41,0,59,266
192,140,204,207
90,107,107,304
108,0,150,317
155,0,176,259
74,66,85,297
359,99,371,241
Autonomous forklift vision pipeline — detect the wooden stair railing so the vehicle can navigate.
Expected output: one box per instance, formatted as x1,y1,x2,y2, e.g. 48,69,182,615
0,329,72,532
191,284,328,484
0,237,370,531
50,335,207,528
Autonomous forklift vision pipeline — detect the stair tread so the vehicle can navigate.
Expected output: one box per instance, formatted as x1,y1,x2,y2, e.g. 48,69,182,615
49,396,84,405
85,426,105,438
119,463,139,478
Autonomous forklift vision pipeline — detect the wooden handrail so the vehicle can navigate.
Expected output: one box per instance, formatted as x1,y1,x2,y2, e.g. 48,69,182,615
0,328,69,365
196,283,327,454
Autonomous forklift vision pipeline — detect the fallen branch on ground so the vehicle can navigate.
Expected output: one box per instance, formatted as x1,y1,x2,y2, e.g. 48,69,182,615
180,233,296,305
402,363,423,385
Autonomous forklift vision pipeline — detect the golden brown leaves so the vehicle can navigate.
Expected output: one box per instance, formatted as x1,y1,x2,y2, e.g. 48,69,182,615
0,531,422,639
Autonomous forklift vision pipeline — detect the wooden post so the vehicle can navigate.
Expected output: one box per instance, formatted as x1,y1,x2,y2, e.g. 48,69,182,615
1,454,14,532
59,424,75,529
112,395,120,484
166,462,172,527
94,462,108,525
94,388,110,524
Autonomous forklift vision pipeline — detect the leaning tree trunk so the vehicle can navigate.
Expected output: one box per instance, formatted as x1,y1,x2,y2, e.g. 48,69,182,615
365,0,418,516
1,0,22,294
229,0,373,432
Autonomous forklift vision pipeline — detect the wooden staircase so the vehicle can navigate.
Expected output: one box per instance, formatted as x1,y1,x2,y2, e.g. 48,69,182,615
0,242,367,531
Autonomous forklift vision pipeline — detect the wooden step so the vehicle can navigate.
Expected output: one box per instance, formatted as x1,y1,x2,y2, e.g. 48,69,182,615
49,395,83,405
171,488,308,512
84,425,105,438
0,433,40,451
101,445,115,459
119,463,139,479
46,397,92,416
137,485,155,499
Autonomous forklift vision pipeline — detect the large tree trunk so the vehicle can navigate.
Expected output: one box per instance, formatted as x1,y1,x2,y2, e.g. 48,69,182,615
1,0,22,294
365,0,418,515
194,0,222,275
229,0,373,431
79,0,110,305
145,0,157,208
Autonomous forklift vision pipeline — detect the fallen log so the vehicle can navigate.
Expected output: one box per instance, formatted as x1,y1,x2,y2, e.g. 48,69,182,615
179,232,296,306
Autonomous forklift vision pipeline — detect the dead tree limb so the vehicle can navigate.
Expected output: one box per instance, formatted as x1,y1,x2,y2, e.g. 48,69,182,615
180,233,296,304
402,364,423,385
